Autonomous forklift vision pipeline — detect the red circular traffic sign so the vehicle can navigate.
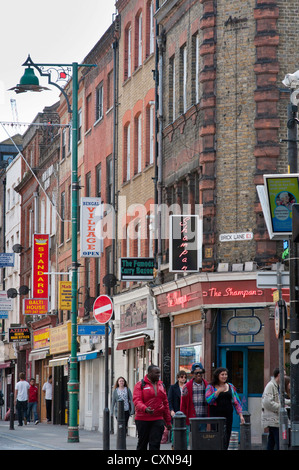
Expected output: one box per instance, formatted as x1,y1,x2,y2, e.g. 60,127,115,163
93,295,113,324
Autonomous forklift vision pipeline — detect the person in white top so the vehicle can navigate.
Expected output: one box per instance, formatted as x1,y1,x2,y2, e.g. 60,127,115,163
42,375,53,422
15,372,30,426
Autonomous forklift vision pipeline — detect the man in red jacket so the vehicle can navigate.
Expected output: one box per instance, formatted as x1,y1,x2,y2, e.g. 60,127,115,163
133,365,172,450
180,363,208,425
27,378,39,424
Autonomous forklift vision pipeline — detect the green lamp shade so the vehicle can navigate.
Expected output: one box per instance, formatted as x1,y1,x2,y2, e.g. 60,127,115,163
20,67,40,86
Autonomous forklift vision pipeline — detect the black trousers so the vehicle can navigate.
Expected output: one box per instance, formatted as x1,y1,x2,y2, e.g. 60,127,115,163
16,400,28,425
46,399,52,421
135,419,164,451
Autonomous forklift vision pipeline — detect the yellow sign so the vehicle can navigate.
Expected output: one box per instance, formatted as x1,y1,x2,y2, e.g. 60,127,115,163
272,290,279,303
59,281,72,310
49,322,71,355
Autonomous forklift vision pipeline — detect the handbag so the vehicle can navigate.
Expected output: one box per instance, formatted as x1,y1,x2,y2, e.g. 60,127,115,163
161,426,169,444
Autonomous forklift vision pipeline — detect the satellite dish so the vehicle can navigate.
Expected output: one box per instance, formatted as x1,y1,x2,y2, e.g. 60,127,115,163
7,288,17,299
19,285,29,295
103,274,117,288
12,244,23,254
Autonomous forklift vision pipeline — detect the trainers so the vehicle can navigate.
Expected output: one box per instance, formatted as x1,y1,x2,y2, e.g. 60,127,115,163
35,420,39,425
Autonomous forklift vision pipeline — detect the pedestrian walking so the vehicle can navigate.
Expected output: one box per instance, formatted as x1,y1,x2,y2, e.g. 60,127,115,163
180,362,208,425
261,368,290,450
205,367,245,449
133,365,172,451
42,375,53,423
111,376,134,434
168,370,187,418
15,372,30,426
27,378,39,424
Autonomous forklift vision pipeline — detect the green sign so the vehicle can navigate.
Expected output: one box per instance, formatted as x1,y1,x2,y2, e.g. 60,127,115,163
120,257,154,281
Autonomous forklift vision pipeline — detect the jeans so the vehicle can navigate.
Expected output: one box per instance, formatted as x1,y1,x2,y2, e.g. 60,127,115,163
267,426,279,450
135,419,165,451
16,400,28,426
27,401,38,422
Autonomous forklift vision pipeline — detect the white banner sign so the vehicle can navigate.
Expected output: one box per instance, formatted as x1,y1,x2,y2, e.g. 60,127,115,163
80,197,103,257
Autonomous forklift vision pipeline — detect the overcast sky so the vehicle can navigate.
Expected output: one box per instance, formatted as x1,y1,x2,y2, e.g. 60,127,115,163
0,0,116,143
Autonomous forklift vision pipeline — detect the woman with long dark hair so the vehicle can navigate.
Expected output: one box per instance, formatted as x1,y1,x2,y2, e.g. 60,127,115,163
111,376,134,434
205,367,244,449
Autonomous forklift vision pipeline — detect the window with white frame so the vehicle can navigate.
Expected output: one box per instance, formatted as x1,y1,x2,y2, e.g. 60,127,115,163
137,114,142,173
96,83,104,122
180,45,187,114
149,103,154,165
138,13,143,67
149,1,155,55
175,323,203,375
125,124,131,181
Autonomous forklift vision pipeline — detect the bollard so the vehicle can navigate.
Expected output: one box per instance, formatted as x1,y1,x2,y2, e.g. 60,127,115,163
173,411,187,450
240,411,251,450
9,392,14,430
116,399,126,450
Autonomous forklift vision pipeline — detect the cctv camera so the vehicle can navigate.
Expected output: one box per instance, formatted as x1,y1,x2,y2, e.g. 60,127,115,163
282,71,299,88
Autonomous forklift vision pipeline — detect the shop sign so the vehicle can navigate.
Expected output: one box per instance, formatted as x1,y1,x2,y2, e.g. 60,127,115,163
120,257,154,281
0,253,14,267
32,234,49,299
120,298,147,334
24,298,48,315
33,327,50,349
80,197,102,257
169,215,202,273
0,291,13,311
227,316,262,336
49,322,71,355
9,327,30,343
58,281,72,310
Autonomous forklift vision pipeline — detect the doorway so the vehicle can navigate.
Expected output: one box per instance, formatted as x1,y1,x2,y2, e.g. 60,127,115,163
220,347,264,434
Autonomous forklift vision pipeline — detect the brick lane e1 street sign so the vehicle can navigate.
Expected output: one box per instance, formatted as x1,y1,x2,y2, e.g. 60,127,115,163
93,295,113,324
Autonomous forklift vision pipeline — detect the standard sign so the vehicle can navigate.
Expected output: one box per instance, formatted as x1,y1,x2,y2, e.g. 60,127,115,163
93,295,113,324
120,257,154,281
219,232,253,242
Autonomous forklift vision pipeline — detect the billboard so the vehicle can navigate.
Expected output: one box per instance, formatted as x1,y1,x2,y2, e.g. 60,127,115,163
261,174,299,239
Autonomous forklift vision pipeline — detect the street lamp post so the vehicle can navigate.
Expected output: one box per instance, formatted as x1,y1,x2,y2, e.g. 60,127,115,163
11,55,95,443
282,71,299,449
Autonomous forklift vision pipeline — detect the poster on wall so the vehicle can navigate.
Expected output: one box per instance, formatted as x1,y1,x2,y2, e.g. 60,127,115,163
169,215,202,272
264,173,299,238
32,234,49,299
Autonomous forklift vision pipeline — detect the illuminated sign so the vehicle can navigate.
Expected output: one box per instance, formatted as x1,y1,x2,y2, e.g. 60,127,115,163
169,215,202,273
9,327,30,343
32,234,49,299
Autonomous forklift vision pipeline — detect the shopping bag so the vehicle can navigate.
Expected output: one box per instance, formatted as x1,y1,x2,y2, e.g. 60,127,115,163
161,426,169,444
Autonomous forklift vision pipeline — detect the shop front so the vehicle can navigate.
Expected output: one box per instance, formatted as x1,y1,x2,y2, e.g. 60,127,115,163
113,286,156,436
49,322,72,425
154,272,284,444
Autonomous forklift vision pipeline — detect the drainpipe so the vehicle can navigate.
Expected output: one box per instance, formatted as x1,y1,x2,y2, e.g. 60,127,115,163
156,31,164,273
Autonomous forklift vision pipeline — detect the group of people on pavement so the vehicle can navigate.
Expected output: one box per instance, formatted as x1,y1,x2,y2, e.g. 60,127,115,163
111,362,245,450
14,373,53,426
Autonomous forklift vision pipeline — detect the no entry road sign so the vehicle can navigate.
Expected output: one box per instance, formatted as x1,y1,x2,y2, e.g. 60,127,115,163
93,295,113,324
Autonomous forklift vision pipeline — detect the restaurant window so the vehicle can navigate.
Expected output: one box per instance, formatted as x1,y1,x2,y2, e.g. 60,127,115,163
175,323,202,376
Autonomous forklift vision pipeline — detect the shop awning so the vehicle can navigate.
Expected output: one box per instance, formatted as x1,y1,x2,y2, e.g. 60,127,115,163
77,350,102,361
29,348,49,361
49,356,69,367
116,336,145,350
0,362,11,369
